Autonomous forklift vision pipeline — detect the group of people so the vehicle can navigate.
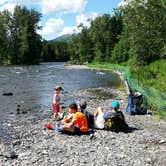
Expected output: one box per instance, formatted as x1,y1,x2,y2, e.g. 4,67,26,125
48,85,128,135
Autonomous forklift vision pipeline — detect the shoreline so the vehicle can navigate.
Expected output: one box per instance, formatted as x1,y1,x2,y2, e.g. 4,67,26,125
64,64,89,69
64,64,125,81
0,86,166,165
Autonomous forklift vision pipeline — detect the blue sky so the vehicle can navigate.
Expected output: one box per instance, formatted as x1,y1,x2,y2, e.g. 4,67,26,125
0,0,125,40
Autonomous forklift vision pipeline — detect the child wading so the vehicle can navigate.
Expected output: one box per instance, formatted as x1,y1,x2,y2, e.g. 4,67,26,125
52,86,63,119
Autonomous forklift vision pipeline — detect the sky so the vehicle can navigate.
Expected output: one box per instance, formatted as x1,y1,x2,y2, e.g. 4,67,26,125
0,0,126,40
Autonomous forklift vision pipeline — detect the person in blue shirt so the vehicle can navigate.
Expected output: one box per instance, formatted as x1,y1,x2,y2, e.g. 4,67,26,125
77,99,94,128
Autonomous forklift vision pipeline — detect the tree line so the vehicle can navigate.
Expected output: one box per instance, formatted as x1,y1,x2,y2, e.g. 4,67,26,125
0,6,41,65
69,0,166,66
0,6,69,65
0,0,165,66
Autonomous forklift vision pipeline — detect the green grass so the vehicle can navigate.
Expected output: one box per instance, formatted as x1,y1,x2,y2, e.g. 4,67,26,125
87,61,166,119
130,60,166,93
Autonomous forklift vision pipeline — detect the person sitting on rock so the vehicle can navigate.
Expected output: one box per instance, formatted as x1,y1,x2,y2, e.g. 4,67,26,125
93,100,128,130
103,100,128,130
77,99,94,128
56,102,88,135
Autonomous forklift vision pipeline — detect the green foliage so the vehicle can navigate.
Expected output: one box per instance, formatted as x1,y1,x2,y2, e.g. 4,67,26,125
131,60,166,92
68,0,166,66
88,62,166,119
50,34,72,42
121,0,166,65
0,10,11,64
68,34,80,64
112,36,129,63
68,11,123,64
41,40,69,62
0,6,41,65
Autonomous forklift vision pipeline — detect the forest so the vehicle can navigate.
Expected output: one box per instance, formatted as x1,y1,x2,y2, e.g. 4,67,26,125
0,1,165,93
0,0,165,66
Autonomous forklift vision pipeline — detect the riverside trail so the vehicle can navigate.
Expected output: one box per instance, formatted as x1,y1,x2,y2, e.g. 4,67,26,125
0,86,166,166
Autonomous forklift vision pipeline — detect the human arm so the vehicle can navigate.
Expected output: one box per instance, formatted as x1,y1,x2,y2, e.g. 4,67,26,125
61,118,72,124
53,93,60,104
62,118,74,129
94,106,104,117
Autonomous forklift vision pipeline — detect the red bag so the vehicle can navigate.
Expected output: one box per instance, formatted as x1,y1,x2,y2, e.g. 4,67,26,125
45,123,54,130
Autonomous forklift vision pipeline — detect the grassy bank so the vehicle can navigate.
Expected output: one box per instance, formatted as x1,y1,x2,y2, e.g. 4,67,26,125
87,61,166,119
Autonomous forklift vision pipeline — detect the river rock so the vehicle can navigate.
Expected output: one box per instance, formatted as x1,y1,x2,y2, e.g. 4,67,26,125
2,92,13,96
0,87,166,166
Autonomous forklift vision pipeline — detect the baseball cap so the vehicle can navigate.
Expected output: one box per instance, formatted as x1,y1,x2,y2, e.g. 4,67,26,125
111,100,120,109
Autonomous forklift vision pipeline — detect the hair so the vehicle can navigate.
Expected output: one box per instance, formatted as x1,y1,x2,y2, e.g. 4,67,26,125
79,102,87,110
55,86,63,91
79,104,86,110
69,103,78,111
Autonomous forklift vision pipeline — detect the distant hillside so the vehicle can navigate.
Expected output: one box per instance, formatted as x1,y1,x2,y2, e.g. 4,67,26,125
49,34,72,42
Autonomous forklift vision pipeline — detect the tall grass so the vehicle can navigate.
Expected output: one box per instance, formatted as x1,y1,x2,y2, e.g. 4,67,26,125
87,61,166,119
130,60,166,93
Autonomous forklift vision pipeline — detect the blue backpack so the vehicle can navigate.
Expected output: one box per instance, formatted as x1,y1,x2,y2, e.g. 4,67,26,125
80,109,94,127
126,92,145,115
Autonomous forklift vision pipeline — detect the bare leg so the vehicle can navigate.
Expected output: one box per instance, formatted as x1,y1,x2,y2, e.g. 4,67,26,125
94,106,104,117
61,118,71,125
62,125,75,133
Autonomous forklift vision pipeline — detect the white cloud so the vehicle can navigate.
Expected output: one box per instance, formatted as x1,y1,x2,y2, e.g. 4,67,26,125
0,0,40,4
38,18,64,36
118,0,132,7
40,0,87,14
60,26,76,35
38,12,99,40
37,18,77,40
0,1,97,40
0,0,7,5
0,0,27,13
76,12,98,28
0,2,16,12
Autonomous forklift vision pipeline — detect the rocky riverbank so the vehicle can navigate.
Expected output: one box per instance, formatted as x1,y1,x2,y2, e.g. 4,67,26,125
0,87,166,166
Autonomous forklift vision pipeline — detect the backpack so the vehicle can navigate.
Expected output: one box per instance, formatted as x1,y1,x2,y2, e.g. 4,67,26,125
126,92,144,115
81,109,94,127
104,113,128,131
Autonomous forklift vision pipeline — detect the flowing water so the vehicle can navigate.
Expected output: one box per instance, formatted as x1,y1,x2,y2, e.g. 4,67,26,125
0,62,121,138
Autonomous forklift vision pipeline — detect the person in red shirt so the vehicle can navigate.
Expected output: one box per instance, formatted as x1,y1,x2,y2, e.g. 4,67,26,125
56,102,88,135
52,86,63,119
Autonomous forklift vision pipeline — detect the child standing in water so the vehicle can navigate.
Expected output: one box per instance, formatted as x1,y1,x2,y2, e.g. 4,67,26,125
52,86,63,119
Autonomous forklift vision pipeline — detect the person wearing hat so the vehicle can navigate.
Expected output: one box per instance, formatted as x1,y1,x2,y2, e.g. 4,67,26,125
93,100,127,130
103,100,125,121
103,100,128,130
77,99,94,127
52,86,63,119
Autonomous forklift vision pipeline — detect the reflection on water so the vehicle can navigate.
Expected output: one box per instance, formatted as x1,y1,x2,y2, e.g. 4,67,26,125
0,62,121,123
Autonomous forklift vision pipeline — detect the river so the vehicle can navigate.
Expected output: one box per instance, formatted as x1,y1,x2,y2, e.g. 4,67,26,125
0,62,121,138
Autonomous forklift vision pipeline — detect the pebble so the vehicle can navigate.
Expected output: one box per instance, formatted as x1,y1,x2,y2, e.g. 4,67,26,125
0,87,166,166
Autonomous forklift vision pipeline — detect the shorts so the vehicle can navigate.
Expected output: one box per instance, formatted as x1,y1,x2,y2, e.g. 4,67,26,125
52,104,60,113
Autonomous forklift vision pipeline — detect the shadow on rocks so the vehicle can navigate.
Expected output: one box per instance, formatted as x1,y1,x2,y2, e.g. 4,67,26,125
60,129,96,138
109,126,139,133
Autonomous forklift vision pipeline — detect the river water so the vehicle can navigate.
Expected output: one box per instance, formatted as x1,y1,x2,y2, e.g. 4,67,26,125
0,62,121,137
